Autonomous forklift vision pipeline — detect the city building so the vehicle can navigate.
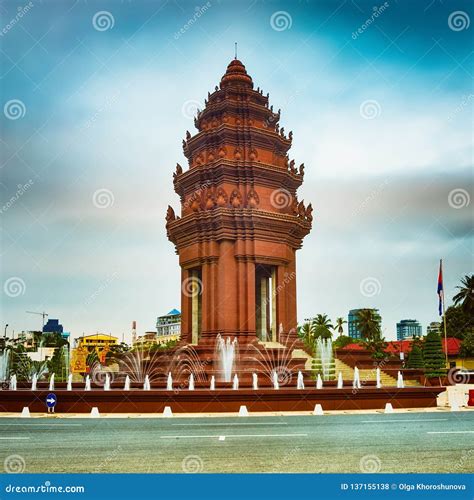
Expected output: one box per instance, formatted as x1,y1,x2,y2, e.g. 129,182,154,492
75,333,118,353
427,321,442,335
348,309,381,339
156,309,181,337
396,319,422,340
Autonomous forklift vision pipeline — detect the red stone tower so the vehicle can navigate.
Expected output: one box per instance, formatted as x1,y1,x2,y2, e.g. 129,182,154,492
166,59,312,348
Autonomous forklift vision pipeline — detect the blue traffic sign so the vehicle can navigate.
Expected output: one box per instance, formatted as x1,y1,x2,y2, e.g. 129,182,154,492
46,393,57,408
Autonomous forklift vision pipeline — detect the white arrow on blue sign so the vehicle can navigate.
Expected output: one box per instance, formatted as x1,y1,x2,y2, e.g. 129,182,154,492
46,393,57,408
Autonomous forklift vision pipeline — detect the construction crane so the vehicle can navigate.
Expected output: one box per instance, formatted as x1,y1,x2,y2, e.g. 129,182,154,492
26,311,49,330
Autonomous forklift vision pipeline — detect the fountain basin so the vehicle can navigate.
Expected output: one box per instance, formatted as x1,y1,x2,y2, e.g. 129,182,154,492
0,386,444,413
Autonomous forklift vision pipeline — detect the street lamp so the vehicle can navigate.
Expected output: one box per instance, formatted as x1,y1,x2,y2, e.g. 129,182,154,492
4,324,8,339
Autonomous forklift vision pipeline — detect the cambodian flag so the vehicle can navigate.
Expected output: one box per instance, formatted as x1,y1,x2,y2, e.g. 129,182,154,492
437,260,444,316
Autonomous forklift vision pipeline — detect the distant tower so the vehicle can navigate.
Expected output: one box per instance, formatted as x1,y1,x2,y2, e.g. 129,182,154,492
131,321,137,345
166,59,312,345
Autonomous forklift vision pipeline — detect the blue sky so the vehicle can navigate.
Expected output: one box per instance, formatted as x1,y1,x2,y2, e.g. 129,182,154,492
1,0,472,342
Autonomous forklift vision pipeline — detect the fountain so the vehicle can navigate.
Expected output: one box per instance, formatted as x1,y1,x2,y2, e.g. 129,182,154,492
232,374,239,390
397,371,404,389
49,373,55,391
143,375,151,390
31,373,37,391
124,375,130,390
9,374,17,390
104,373,110,391
313,338,335,381
0,350,11,382
316,373,323,389
189,373,195,390
272,370,279,390
210,375,215,390
67,374,73,391
376,368,382,389
353,367,361,389
337,372,343,389
252,373,258,390
166,373,173,391
85,375,91,391
215,334,238,382
297,371,304,389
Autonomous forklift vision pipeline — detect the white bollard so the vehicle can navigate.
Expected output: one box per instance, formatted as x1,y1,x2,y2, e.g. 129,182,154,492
384,403,394,414
20,407,30,418
312,404,324,416
90,407,100,418
238,405,249,417
163,406,173,418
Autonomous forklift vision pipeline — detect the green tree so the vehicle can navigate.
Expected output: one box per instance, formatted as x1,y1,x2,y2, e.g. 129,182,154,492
453,274,474,317
423,331,446,378
444,305,473,340
333,335,359,350
297,322,316,353
459,331,474,358
333,317,347,337
312,314,334,339
355,309,385,358
406,344,424,369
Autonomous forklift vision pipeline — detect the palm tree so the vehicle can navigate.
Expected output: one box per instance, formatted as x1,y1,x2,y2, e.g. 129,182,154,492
453,274,474,316
333,317,347,337
355,309,385,358
297,322,316,353
312,314,334,339
355,309,380,341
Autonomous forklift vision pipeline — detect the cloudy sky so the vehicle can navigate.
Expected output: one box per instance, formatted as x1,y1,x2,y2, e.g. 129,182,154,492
1,0,472,343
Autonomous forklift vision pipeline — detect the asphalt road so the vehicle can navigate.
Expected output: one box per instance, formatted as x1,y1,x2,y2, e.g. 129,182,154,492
1,412,473,473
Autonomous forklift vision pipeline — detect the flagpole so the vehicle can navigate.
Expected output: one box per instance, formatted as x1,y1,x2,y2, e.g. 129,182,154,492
441,259,448,368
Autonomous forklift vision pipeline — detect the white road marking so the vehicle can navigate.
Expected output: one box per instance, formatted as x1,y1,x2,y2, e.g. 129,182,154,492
3,423,83,427
0,437,30,440
427,431,474,435
160,433,307,439
172,422,288,427
361,419,448,423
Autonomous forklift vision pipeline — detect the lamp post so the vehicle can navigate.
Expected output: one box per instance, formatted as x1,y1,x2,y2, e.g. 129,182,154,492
4,324,8,339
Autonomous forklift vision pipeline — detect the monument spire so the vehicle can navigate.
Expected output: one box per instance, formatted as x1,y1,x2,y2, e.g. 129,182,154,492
234,41,237,60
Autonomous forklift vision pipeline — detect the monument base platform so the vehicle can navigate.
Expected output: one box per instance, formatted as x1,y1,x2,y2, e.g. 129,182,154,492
1,387,444,413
